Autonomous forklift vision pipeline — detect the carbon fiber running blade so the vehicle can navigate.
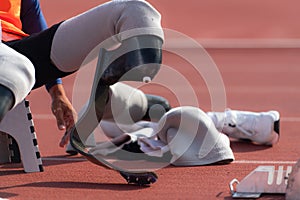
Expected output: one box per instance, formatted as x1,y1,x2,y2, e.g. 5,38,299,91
70,128,159,185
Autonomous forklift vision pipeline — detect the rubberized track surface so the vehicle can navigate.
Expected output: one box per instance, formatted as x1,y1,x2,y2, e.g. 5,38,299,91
1,1,300,199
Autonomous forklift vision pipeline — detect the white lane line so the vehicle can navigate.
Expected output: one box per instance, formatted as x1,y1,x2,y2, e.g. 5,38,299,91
281,117,300,122
33,115,300,122
42,157,297,165
234,160,297,165
165,38,300,49
33,114,54,119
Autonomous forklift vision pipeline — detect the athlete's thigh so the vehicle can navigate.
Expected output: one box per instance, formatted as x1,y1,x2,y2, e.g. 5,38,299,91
4,22,73,89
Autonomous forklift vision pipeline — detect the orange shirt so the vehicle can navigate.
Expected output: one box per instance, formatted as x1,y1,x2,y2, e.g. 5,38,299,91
0,0,29,41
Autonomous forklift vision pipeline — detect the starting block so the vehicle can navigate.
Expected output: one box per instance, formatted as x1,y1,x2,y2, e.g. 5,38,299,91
229,165,292,198
0,100,43,173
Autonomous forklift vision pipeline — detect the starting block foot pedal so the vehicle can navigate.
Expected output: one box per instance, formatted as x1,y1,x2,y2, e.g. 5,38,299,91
0,100,43,173
229,165,292,198
0,132,21,163
8,136,21,163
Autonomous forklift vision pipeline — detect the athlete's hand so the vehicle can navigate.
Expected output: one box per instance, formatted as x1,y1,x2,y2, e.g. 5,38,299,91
48,84,77,147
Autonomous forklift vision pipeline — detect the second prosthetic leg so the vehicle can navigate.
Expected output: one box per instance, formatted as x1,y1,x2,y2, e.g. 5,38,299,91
70,35,163,185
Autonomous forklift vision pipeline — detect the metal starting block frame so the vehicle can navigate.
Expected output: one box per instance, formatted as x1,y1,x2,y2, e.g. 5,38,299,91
229,165,292,198
0,100,43,173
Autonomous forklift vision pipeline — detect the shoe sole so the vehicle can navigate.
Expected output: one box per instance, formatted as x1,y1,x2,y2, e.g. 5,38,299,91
274,119,280,135
268,110,280,135
66,150,78,156
269,111,280,145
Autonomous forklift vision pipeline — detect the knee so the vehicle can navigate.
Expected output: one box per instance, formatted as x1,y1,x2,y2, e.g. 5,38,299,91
16,53,36,90
161,107,212,129
103,83,148,123
115,0,164,42
8,53,35,106
157,107,213,143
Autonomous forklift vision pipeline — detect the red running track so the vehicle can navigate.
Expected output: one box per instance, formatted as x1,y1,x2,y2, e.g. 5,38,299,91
1,1,300,199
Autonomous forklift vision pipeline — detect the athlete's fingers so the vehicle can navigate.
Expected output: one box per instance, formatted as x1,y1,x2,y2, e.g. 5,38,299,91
53,108,66,130
59,131,70,147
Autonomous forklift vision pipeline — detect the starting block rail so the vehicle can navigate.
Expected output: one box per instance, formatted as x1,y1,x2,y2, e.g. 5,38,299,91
0,133,21,163
0,100,43,173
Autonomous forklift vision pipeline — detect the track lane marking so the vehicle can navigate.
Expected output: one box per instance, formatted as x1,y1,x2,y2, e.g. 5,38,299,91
33,115,300,122
42,157,297,165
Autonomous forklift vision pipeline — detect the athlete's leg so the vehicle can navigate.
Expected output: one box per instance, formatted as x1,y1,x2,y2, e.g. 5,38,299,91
4,23,67,89
103,82,171,124
103,83,148,123
5,0,163,89
55,1,163,156
51,0,163,73
0,43,35,121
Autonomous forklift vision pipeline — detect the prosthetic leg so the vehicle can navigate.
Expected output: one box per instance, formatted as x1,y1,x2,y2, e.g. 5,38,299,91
70,35,162,185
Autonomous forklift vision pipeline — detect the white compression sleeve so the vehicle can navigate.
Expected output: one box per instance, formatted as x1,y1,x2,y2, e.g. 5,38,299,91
0,43,35,107
51,0,163,72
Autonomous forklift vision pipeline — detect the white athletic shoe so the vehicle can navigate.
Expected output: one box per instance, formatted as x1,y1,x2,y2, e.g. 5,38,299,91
208,109,280,145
